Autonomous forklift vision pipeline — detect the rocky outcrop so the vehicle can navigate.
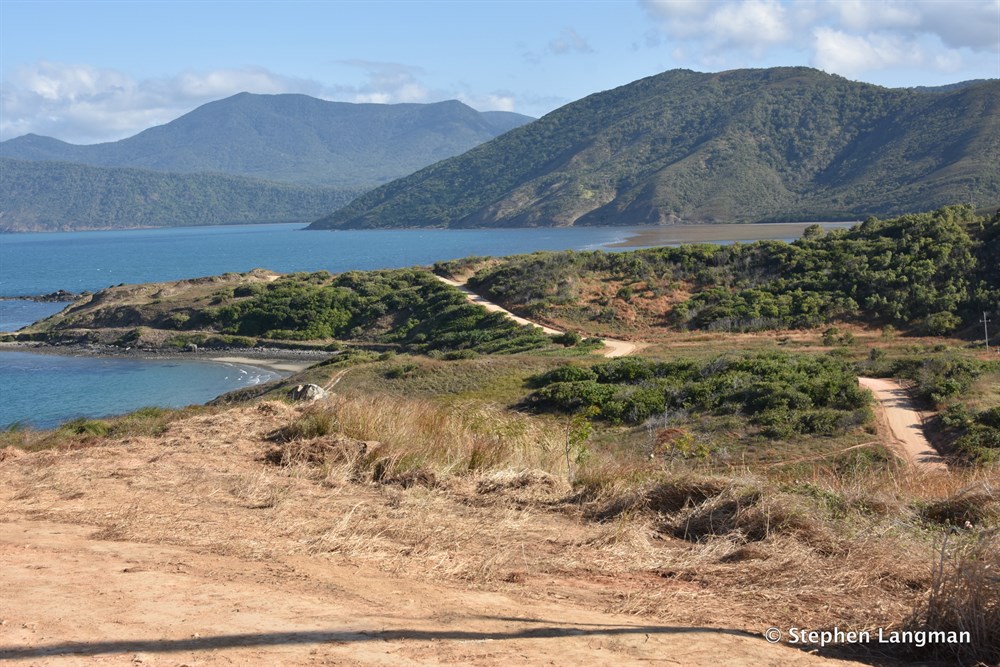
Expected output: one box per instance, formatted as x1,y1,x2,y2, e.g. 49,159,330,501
288,384,328,402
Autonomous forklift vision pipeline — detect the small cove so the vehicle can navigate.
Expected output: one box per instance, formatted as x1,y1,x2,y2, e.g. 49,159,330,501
0,221,852,428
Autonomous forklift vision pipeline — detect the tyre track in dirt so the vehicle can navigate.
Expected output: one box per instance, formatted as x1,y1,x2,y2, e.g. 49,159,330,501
858,377,948,471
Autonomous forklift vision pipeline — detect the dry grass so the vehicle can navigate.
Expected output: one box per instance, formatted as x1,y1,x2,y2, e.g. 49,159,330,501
3,394,999,663
907,528,1000,664
276,394,566,480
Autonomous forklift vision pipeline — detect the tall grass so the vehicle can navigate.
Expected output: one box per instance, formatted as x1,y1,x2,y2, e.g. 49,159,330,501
271,394,565,480
908,528,999,664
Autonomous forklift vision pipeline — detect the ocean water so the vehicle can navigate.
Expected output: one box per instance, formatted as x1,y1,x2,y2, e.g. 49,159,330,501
0,300,66,332
0,222,844,428
0,223,642,297
0,224,644,428
1,350,278,429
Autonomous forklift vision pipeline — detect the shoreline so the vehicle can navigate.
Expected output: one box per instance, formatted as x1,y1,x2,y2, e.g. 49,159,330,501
610,221,858,248
0,341,331,375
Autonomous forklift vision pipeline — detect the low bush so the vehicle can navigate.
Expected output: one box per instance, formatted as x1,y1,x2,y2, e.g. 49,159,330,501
524,352,871,436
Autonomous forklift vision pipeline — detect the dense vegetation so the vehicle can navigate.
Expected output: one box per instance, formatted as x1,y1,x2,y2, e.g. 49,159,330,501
940,405,1000,463
310,67,999,229
524,353,872,438
207,269,550,354
28,269,551,355
0,158,361,232
463,207,998,333
1,94,532,187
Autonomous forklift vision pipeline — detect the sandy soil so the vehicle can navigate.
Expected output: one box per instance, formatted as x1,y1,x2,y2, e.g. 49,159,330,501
0,403,862,667
210,356,316,374
610,222,857,248
434,276,640,358
858,377,948,471
0,520,838,667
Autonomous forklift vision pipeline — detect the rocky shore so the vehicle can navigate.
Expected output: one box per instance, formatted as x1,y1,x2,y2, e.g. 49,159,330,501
0,290,86,302
0,339,334,373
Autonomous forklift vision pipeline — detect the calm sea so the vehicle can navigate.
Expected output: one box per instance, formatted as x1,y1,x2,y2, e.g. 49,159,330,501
0,222,848,428
0,223,643,428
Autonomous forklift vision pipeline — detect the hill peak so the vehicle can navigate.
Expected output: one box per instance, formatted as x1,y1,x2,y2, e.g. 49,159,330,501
0,95,535,187
309,66,998,229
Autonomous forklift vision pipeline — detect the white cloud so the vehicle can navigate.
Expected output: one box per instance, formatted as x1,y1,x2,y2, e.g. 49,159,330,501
831,0,921,32
707,0,791,51
640,0,1000,78
813,28,922,76
458,91,517,112
523,26,596,63
548,28,595,55
334,60,430,104
0,61,325,143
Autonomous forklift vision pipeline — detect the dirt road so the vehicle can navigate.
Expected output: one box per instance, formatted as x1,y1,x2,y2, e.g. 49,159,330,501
434,275,639,358
858,377,948,471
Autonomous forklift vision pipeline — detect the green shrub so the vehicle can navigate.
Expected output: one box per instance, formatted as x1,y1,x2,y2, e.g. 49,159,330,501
525,352,872,435
924,311,962,335
529,365,598,387
552,331,582,347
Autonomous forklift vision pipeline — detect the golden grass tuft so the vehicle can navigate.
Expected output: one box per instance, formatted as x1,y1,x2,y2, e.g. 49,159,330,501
270,394,564,482
907,528,1000,664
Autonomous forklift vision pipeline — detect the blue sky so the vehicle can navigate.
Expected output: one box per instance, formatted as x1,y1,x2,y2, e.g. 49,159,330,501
1,0,998,143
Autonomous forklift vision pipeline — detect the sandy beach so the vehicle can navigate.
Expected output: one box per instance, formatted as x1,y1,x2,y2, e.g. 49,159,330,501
0,340,331,373
209,356,316,373
611,221,857,248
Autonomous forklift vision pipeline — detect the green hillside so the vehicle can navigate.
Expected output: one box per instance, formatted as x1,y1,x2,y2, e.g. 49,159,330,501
310,68,999,229
0,158,361,232
448,206,997,334
0,94,533,187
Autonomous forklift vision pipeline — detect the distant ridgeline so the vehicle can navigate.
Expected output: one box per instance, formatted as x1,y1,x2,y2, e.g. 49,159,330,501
0,94,533,232
0,158,362,232
310,67,999,229
445,206,999,334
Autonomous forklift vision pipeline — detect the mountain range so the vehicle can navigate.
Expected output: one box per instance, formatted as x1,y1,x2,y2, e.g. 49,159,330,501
0,94,533,231
1,94,532,187
309,67,999,229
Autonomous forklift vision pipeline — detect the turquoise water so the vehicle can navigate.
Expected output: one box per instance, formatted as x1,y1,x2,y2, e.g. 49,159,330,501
1,350,278,429
0,222,842,428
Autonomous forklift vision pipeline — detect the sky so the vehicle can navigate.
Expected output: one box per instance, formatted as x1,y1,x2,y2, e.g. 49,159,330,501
1,0,998,144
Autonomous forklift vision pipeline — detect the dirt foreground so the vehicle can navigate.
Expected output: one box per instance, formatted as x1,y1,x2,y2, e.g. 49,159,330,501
0,403,858,667
0,520,829,667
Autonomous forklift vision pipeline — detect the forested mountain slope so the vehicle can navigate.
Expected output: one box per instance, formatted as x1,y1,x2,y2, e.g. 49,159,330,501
310,68,999,229
1,94,533,187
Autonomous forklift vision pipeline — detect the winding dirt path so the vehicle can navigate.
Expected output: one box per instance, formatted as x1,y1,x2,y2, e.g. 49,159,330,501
435,275,639,358
437,275,948,472
858,377,948,471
